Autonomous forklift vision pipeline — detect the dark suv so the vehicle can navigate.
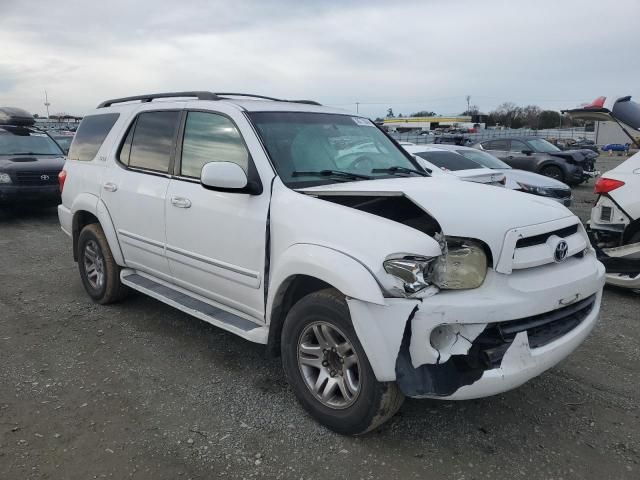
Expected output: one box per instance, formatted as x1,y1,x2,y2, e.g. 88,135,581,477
474,137,598,186
0,107,66,205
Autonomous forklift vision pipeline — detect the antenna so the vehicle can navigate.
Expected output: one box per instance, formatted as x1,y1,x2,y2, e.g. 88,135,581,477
44,90,51,120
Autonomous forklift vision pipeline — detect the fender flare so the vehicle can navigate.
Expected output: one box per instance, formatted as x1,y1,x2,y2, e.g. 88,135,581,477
71,193,125,266
266,243,386,323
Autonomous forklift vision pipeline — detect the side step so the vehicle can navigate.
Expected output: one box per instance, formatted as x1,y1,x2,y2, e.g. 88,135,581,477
121,271,268,343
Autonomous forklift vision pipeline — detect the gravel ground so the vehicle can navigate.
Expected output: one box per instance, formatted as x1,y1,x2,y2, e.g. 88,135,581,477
1,154,638,479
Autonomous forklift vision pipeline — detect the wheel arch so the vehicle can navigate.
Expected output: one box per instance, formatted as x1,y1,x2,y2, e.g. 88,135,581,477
265,244,386,356
71,195,124,265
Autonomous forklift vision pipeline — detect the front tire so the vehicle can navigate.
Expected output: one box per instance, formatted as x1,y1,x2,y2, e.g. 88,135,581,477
281,289,404,435
77,224,128,304
540,164,565,182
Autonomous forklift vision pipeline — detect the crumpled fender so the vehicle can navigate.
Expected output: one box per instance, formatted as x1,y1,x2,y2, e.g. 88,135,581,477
267,243,386,323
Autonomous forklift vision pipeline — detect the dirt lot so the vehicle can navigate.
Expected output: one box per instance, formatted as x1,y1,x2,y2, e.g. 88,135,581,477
1,155,638,480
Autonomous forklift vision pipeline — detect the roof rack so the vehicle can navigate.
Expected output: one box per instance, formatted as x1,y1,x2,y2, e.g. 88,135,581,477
97,91,322,108
97,91,220,108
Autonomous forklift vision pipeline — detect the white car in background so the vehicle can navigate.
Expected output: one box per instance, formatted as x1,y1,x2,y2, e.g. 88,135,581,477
433,144,573,206
403,144,506,186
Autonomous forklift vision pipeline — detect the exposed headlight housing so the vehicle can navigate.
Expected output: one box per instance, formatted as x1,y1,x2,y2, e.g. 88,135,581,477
0,173,12,184
383,237,488,295
383,256,433,294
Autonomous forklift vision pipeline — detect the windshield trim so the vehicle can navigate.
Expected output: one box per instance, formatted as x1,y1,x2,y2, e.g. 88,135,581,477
244,110,428,188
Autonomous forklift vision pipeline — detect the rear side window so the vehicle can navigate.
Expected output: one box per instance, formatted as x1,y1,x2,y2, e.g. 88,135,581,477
180,111,249,178
415,151,481,171
67,113,119,161
126,111,180,173
482,139,508,151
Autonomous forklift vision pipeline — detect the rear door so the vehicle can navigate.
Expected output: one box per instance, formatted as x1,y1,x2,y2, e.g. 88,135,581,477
504,139,533,170
100,109,181,282
481,139,510,163
164,106,271,322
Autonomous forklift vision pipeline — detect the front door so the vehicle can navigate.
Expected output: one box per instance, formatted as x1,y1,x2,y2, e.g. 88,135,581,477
101,109,181,282
165,110,271,321
505,139,533,170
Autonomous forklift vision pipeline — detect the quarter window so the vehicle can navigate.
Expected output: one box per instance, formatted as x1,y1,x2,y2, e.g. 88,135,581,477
67,113,119,161
127,111,180,173
180,112,249,178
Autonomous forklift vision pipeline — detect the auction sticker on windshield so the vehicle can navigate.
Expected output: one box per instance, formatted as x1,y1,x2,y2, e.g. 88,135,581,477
352,117,374,127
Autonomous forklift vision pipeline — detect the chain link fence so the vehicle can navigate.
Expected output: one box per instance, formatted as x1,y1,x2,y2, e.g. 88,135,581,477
390,128,596,146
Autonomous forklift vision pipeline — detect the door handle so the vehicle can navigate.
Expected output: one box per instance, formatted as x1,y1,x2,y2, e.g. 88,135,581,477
507,155,514,160
171,196,192,208
103,182,118,192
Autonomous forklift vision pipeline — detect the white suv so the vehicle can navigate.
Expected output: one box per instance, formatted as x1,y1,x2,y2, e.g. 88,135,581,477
58,92,605,434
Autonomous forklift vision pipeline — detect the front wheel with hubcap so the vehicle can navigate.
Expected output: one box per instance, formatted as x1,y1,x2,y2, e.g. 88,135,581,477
540,164,565,182
281,289,404,435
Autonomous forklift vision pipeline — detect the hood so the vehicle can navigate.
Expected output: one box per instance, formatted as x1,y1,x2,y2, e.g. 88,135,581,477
502,169,570,189
0,154,65,169
300,176,573,262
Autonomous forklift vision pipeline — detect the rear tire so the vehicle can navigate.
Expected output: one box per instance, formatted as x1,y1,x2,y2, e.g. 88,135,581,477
77,224,128,304
281,288,404,435
540,164,565,183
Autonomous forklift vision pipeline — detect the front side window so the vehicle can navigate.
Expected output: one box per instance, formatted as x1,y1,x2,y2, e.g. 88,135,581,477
509,140,529,152
527,138,561,153
127,111,180,173
0,127,63,156
67,113,119,161
248,112,421,187
180,112,248,178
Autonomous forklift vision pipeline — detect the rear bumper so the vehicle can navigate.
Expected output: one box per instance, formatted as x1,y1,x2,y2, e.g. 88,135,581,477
58,204,72,237
348,253,605,399
0,184,60,205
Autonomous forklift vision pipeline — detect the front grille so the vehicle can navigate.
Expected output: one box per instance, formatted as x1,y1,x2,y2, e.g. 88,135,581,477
515,224,579,248
600,206,613,222
14,170,60,186
473,295,596,368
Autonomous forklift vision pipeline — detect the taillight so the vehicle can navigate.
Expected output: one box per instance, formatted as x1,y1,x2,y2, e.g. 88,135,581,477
594,177,624,194
58,170,67,193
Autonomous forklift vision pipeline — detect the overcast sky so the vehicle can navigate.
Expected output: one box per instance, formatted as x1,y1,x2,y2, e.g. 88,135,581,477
1,0,637,119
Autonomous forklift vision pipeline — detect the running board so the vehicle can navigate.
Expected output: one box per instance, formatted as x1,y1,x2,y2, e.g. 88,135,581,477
120,271,268,343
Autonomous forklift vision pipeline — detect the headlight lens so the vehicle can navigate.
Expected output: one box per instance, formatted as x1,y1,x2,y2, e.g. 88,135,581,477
383,256,433,294
517,182,553,197
383,238,488,294
431,238,488,290
0,173,11,184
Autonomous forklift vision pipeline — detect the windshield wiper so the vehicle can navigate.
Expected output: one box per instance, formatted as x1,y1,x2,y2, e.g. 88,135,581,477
292,169,372,181
371,166,430,177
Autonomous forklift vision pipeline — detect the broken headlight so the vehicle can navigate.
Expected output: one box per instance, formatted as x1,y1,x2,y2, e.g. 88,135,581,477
383,256,434,294
432,237,487,290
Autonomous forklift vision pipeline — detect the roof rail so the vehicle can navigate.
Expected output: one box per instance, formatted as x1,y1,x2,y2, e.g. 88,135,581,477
216,93,322,106
97,91,221,108
96,91,322,108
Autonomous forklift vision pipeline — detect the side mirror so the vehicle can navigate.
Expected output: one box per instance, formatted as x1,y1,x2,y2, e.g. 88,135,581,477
521,149,533,155
200,162,248,191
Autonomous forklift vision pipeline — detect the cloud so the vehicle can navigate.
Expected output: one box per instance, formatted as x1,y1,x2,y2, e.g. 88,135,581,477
0,0,638,118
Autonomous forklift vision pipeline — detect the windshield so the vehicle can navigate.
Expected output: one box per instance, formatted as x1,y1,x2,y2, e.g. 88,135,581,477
53,135,73,152
527,138,561,153
414,150,483,171
247,112,424,187
456,149,511,169
0,128,64,155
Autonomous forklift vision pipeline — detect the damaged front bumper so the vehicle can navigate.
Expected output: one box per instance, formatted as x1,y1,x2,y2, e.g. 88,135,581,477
348,253,605,400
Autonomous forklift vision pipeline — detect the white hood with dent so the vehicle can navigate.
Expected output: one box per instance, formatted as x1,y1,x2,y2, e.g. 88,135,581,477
300,176,574,261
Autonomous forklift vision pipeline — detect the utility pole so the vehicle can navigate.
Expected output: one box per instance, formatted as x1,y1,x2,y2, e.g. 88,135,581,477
44,90,51,120
465,95,471,114
355,102,360,114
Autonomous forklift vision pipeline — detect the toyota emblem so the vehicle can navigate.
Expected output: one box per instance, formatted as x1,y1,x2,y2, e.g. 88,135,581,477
554,240,569,262
40,174,50,181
